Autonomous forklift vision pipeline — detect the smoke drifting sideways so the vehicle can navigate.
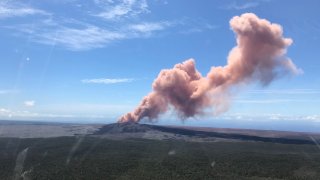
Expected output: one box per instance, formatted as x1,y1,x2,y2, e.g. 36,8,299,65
118,13,302,123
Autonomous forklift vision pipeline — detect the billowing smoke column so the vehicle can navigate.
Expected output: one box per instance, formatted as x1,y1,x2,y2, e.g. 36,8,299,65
119,13,301,123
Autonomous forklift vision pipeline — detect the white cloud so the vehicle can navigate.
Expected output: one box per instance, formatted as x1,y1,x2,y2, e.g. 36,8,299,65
129,22,169,33
0,103,133,120
305,115,320,122
235,99,295,104
34,20,175,50
180,23,218,34
0,108,10,113
95,0,149,20
248,89,320,95
234,98,320,104
0,1,173,50
0,108,74,119
24,101,35,107
82,78,134,84
217,113,320,122
10,19,173,50
38,26,126,50
0,89,19,94
222,1,259,10
0,2,49,18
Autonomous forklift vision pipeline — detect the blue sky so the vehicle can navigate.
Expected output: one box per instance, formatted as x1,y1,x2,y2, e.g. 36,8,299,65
0,0,320,131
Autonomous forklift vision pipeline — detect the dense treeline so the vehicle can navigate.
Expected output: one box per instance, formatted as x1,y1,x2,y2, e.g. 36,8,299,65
0,137,319,179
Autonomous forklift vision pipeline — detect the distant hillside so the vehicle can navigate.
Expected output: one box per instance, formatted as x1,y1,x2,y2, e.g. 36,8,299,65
95,122,320,145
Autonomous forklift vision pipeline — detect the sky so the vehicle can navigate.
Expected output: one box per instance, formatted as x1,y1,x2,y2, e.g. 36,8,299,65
0,0,320,132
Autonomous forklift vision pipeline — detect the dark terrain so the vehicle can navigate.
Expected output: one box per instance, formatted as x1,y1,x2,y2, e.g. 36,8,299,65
0,121,320,179
95,122,320,144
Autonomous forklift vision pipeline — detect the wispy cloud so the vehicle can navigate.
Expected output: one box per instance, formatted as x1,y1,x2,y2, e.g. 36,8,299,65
0,89,19,95
222,1,260,10
305,115,320,122
95,0,149,20
25,20,173,50
82,78,134,84
0,1,49,18
0,108,10,113
37,26,126,50
217,113,320,122
0,108,74,119
235,99,295,104
24,101,35,107
2,0,171,51
248,89,320,94
1,0,208,50
0,103,133,120
180,23,218,34
128,21,170,33
235,98,320,104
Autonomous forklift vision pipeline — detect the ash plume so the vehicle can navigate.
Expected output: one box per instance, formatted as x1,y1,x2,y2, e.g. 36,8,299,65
119,13,301,123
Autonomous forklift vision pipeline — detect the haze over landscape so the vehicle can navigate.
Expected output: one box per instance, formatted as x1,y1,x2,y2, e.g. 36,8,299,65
0,0,319,132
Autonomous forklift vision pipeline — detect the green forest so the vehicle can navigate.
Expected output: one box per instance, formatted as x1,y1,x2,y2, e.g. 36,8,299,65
1,136,320,180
